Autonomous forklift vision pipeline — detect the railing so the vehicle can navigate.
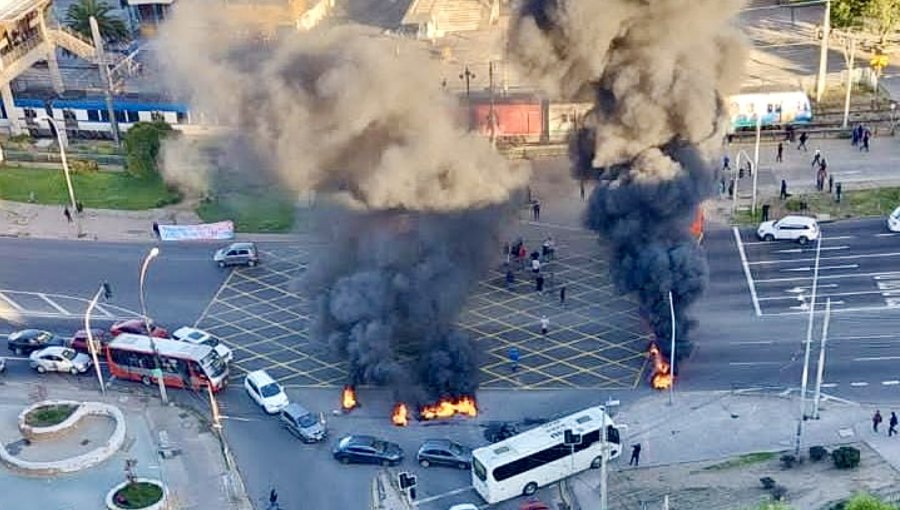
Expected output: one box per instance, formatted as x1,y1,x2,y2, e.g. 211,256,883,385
47,25,96,59
3,149,125,167
0,36,45,69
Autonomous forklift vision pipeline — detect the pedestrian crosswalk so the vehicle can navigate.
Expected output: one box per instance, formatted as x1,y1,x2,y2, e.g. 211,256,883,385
0,289,137,320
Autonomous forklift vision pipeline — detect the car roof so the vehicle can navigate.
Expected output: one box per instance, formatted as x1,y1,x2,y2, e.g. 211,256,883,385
246,369,278,386
343,435,376,446
227,242,256,250
172,327,208,340
115,318,149,327
17,329,46,337
420,438,454,449
780,215,817,224
282,403,312,417
36,346,69,355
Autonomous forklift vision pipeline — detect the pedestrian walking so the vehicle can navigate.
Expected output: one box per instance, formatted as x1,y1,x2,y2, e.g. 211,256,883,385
559,285,566,306
152,221,160,239
862,129,871,152
852,124,861,146
536,274,545,293
828,175,834,194
891,412,899,437
874,410,884,433
580,180,585,201
542,237,555,261
629,444,642,466
722,154,730,171
811,149,821,168
269,488,279,507
508,346,520,373
532,201,541,221
518,243,527,271
776,142,783,163
531,257,541,274
540,315,549,335
63,206,72,223
780,179,788,200
505,269,515,289
728,180,734,198
816,167,826,191
798,131,808,151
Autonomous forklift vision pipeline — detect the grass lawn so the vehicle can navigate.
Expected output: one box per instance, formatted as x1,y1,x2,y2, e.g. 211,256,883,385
114,481,164,509
195,193,295,233
703,451,778,471
0,165,181,210
735,187,900,225
25,404,77,427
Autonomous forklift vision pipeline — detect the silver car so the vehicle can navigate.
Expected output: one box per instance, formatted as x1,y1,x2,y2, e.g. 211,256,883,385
213,242,260,268
29,346,92,374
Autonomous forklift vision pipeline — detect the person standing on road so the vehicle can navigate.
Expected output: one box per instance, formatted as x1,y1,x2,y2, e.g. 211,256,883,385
798,131,808,151
629,444,642,466
890,412,898,437
776,142,783,163
780,179,788,200
811,149,821,168
559,285,566,306
532,201,541,221
536,274,545,294
508,346,520,373
722,154,730,171
63,206,72,223
580,180,585,201
540,315,549,335
874,410,884,433
862,129,871,152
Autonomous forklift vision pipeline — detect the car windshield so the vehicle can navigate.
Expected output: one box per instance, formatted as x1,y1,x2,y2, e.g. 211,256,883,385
61,349,76,360
298,413,318,427
371,440,387,452
201,338,220,348
260,383,282,398
35,331,51,343
448,443,464,456
200,351,227,378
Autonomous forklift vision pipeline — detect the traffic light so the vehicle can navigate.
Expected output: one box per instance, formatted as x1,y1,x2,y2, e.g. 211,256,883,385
102,282,113,300
398,472,417,490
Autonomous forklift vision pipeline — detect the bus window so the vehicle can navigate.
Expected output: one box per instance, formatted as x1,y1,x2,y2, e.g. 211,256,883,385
473,458,487,481
607,425,620,444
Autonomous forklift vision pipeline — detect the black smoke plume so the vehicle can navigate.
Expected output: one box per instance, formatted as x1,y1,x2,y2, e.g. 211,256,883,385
511,0,747,360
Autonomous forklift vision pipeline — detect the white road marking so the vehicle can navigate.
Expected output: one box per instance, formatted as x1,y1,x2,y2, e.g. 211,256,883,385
850,382,869,387
789,300,845,310
782,264,858,272
757,270,900,284
761,289,895,301
93,303,114,318
765,303,900,316
823,236,855,241
733,227,762,317
786,284,839,292
38,294,70,315
412,486,475,505
750,251,900,266
832,334,896,341
0,291,23,311
855,356,900,362
194,270,236,327
730,340,775,345
883,381,900,386
821,383,838,388
876,233,899,237
775,246,848,254
728,361,782,366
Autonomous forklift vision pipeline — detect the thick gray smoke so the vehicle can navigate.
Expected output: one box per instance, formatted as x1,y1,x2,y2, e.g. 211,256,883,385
511,0,747,360
158,5,528,399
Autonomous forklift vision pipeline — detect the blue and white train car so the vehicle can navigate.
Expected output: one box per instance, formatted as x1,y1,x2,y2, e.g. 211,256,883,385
727,90,813,131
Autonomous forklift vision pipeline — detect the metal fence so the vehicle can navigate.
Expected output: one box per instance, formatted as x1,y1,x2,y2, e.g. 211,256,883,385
4,149,125,167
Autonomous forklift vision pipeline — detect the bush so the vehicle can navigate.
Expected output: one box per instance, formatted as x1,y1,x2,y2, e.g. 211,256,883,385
69,159,99,174
771,485,788,502
810,446,829,462
780,454,798,469
832,446,861,469
760,477,777,490
123,121,174,179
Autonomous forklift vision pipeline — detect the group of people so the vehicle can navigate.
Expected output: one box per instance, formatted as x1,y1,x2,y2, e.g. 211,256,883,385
811,149,831,192
872,410,899,436
851,124,872,152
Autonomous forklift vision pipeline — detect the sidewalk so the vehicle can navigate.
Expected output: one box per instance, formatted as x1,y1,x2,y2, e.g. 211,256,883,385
569,391,900,510
0,378,252,510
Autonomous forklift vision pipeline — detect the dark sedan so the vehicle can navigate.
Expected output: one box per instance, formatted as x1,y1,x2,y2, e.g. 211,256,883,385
416,439,472,469
7,329,66,355
69,329,112,354
332,435,403,466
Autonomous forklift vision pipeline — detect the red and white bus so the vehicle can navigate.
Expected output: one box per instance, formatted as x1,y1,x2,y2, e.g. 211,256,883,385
106,333,229,392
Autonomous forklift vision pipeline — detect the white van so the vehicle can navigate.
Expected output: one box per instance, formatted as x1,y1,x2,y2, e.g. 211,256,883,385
757,215,819,244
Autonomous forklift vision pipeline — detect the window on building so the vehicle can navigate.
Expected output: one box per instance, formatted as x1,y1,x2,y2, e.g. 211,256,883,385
176,111,186,123
150,111,164,122
114,111,126,123
100,110,109,122
87,110,100,122
126,110,140,123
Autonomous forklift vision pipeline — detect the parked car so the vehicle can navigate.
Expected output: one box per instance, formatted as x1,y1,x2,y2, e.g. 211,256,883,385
213,242,259,268
332,435,403,466
279,403,327,443
171,327,233,363
7,329,66,355
416,439,472,469
244,370,289,414
29,346,92,374
887,206,900,232
69,329,111,354
757,215,819,244
110,319,168,339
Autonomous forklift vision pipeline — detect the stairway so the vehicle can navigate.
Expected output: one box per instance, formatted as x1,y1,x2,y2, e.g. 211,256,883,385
46,26,96,61
434,0,485,33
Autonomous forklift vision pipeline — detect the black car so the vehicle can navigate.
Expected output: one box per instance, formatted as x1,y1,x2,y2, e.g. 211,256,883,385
7,329,65,356
416,439,472,469
332,435,403,466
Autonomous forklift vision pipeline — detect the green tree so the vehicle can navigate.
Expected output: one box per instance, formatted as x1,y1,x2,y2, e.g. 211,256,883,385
846,493,900,510
65,0,129,43
864,0,900,46
832,0,868,30
123,121,174,179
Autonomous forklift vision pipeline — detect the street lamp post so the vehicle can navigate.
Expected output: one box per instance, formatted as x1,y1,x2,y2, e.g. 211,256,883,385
731,149,752,214
139,247,168,404
668,291,676,406
795,235,822,456
815,0,831,103
751,115,762,217
890,102,897,135
43,117,75,211
84,282,112,394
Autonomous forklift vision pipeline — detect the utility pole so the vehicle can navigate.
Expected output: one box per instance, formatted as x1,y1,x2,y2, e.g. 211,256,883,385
842,33,856,129
815,0,831,103
751,114,762,217
795,235,822,456
90,16,120,145
812,298,832,420
599,408,608,510
668,291,675,406
488,61,496,146
460,64,475,132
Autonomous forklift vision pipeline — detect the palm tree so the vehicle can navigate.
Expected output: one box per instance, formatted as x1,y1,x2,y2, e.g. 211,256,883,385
65,0,129,43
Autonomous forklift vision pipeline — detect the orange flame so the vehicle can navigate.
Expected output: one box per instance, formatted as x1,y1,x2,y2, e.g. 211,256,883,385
420,396,478,420
341,385,358,411
648,343,673,390
391,403,409,427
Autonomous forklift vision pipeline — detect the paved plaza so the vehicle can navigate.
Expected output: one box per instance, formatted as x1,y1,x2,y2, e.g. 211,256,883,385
194,223,652,390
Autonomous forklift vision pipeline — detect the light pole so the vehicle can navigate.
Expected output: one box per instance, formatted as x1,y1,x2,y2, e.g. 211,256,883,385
731,149,751,214
812,298,832,420
140,247,168,404
42,116,76,210
84,282,112,394
815,0,831,103
890,102,897,135
751,114,762,217
795,234,822,456
668,291,676,406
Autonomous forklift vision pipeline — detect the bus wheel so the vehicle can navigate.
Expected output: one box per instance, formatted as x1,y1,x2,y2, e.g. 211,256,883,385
523,482,538,496
591,456,602,469
141,375,151,386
